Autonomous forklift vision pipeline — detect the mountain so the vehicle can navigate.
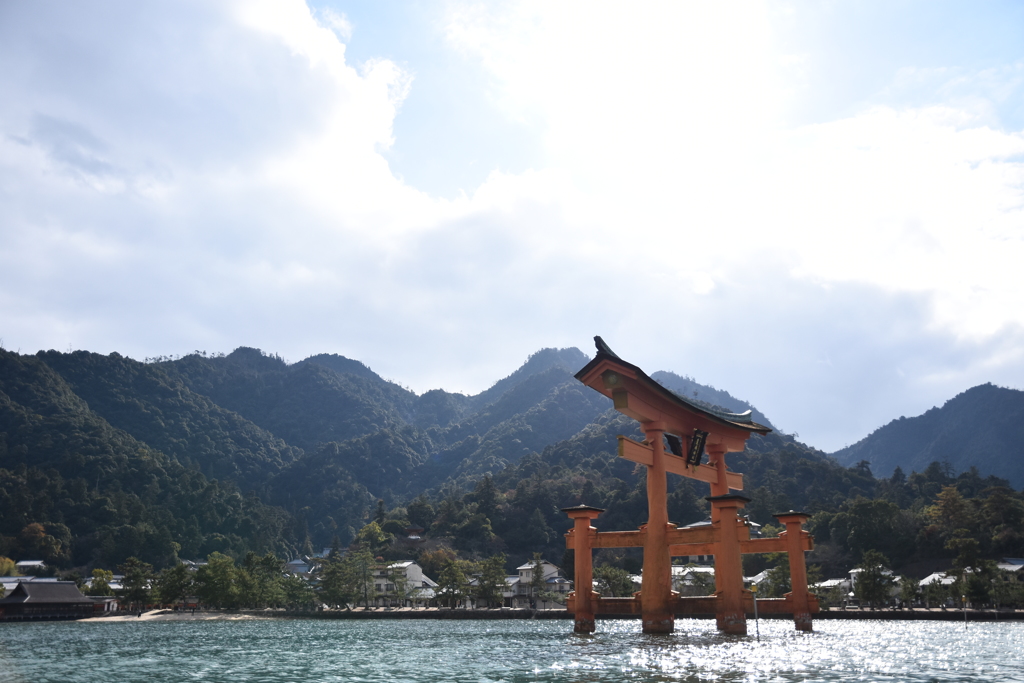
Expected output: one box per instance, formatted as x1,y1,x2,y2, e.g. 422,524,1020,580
0,344,612,561
21,340,1009,576
0,350,301,568
831,383,1024,488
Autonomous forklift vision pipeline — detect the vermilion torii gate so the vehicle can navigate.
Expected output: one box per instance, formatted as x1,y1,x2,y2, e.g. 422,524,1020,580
564,338,818,635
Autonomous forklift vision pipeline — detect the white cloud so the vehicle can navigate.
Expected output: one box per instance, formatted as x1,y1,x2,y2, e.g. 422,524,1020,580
3,0,1024,452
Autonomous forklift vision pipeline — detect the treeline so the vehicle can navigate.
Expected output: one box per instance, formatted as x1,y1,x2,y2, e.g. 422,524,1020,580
79,552,318,610
804,462,1024,579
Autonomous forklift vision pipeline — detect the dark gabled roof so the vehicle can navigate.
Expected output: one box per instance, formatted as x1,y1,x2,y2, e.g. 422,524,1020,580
0,581,93,605
576,337,771,435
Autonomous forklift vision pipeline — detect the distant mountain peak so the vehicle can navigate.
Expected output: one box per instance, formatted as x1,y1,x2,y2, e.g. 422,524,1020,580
298,353,381,382
225,346,287,370
832,382,1024,488
470,347,590,410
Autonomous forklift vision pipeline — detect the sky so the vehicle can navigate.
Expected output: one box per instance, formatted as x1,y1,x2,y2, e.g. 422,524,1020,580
2,0,1024,453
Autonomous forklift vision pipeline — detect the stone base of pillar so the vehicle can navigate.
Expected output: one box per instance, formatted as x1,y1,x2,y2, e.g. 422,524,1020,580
716,610,747,635
641,613,674,634
573,616,596,633
793,611,812,632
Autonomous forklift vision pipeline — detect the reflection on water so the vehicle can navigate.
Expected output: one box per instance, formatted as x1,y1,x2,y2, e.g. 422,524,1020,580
1,617,1022,682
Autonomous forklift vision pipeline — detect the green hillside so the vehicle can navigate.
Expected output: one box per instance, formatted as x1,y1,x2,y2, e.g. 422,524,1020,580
832,383,1024,488
3,343,1023,590
0,350,300,568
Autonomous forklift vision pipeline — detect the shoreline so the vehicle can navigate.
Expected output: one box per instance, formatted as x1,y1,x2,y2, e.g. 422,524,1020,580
74,606,1024,623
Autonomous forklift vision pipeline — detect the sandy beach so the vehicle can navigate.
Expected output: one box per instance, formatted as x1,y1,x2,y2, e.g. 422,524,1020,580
79,609,267,623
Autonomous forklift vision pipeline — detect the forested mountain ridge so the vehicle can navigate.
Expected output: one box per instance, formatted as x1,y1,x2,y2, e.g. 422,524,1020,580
832,383,1024,488
3,342,1023,582
35,350,303,491
0,350,300,568
0,345,608,565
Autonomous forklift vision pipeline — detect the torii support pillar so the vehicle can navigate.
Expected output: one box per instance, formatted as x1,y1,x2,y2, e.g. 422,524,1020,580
709,493,750,635
641,423,674,634
776,511,814,631
563,505,604,633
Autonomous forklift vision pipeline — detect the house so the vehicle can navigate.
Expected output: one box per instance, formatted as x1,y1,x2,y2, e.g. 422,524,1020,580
285,558,312,576
996,558,1024,579
14,560,47,575
371,561,437,607
89,596,120,613
0,581,95,621
1,576,26,596
509,560,567,608
673,518,762,565
919,572,958,589
672,565,714,596
83,574,124,593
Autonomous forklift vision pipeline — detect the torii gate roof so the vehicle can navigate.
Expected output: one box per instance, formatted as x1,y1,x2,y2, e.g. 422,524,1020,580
575,337,771,444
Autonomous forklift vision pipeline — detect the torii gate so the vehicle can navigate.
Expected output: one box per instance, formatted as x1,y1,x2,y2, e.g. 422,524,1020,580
564,338,817,635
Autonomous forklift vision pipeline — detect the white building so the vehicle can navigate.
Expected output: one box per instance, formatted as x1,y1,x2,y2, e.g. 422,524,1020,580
505,560,569,608
371,561,437,607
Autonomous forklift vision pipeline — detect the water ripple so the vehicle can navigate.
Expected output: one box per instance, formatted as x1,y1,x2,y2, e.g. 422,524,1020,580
1,617,1022,682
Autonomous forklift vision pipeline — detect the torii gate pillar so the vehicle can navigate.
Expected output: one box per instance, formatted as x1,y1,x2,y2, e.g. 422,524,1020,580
709,493,750,635
641,423,674,633
563,505,604,633
776,511,814,631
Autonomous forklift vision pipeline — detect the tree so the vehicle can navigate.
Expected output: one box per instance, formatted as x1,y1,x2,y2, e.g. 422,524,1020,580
964,561,997,606
436,559,470,608
522,509,554,551
241,552,284,608
475,553,508,607
898,575,919,607
417,546,457,580
155,563,194,606
317,553,353,609
282,575,316,610
473,476,500,523
352,522,391,556
0,556,17,577
928,485,973,539
529,553,546,607
758,554,791,599
86,568,115,597
594,564,633,597
118,557,154,610
854,550,894,608
407,495,435,530
195,552,238,608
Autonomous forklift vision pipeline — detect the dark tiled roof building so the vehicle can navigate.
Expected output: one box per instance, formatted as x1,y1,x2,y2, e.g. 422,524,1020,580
0,581,95,621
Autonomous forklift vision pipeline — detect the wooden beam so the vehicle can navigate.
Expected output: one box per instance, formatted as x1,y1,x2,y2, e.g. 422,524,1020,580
593,530,646,548
567,529,647,549
618,437,743,490
665,526,716,545
669,535,814,557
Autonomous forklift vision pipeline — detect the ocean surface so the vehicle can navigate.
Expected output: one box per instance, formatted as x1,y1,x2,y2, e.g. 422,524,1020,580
1,617,1022,682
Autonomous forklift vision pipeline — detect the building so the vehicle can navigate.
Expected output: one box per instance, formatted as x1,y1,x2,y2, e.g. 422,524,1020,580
673,565,715,596
14,560,47,575
371,561,437,607
0,581,95,621
285,558,313,576
507,560,569,608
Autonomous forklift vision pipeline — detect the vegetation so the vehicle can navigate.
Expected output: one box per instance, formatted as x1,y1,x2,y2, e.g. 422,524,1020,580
2,343,1024,611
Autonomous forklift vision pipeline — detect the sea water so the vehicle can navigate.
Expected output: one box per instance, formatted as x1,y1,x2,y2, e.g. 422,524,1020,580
1,618,1022,682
